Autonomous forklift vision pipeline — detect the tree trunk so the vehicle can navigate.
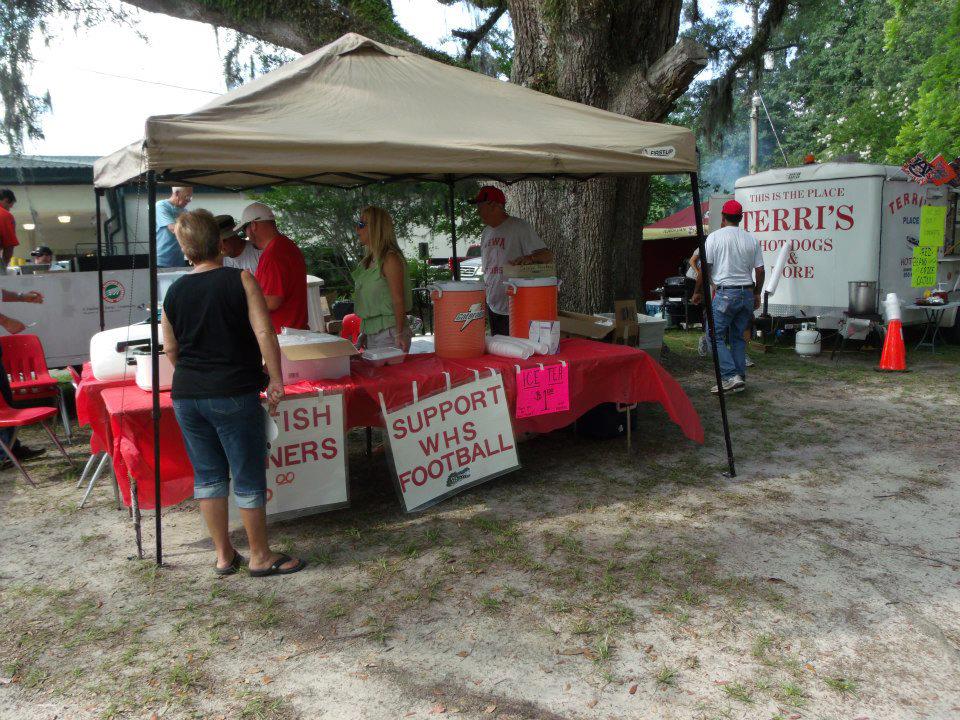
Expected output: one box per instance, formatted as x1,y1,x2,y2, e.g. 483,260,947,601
507,0,705,312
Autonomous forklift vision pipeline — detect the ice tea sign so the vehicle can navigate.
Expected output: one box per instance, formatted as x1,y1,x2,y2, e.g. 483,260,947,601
230,393,348,524
383,373,520,512
516,363,569,419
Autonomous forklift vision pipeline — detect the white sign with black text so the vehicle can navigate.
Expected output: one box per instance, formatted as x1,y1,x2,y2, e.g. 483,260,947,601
383,373,520,512
229,393,348,525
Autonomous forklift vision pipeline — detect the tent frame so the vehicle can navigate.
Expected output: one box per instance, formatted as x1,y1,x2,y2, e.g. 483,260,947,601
96,161,735,566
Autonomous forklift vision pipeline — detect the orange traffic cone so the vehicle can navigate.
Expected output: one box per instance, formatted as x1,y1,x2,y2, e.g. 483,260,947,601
877,293,908,372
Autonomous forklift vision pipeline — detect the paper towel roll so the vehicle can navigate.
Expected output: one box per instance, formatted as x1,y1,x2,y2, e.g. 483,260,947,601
763,241,791,295
484,336,532,359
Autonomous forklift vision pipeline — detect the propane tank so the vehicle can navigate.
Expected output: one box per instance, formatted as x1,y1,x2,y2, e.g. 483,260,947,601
795,322,822,356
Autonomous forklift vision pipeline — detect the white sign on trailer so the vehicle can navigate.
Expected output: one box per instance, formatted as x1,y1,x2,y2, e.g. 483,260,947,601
382,372,520,512
0,270,151,367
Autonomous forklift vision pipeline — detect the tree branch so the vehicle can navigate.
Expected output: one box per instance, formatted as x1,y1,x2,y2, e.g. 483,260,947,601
452,2,507,62
702,0,791,139
120,0,445,59
612,36,708,122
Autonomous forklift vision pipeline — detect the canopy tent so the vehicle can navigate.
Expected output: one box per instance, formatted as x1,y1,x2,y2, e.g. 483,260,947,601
94,33,697,189
93,32,735,565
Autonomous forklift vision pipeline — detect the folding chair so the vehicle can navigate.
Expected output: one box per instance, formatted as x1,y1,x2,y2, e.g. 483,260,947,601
0,334,72,440
0,392,74,486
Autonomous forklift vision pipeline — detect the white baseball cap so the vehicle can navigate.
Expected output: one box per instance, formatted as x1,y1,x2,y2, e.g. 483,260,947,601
233,202,275,232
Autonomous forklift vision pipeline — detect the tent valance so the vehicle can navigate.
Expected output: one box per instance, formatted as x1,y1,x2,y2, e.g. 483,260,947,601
94,33,697,190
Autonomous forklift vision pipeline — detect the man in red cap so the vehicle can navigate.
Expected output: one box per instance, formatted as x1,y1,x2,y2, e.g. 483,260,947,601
692,199,764,394
469,186,553,336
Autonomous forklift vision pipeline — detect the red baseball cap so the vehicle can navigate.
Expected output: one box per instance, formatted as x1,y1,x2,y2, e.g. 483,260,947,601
722,199,743,215
469,186,507,205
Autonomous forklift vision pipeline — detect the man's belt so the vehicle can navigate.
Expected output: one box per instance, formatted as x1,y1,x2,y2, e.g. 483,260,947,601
716,284,754,291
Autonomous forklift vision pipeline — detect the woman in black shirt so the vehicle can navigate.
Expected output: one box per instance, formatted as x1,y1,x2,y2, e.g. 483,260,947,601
162,209,304,577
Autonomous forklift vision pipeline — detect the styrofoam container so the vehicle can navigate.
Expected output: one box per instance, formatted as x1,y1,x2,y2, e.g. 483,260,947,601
595,312,666,353
90,324,152,381
361,347,406,367
132,349,174,392
280,354,351,383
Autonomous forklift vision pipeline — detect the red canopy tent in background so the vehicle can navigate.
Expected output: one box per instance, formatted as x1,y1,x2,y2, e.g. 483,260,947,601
641,202,708,299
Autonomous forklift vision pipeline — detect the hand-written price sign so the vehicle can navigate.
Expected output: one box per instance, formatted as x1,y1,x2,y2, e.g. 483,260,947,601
515,363,570,419
919,205,947,247
911,246,938,288
383,373,519,512
228,393,348,526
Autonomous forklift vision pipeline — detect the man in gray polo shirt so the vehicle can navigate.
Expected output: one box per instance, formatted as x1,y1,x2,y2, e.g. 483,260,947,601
693,199,764,394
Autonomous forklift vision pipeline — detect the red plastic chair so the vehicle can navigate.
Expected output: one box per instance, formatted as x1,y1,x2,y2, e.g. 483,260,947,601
0,334,72,439
340,313,362,344
0,391,74,486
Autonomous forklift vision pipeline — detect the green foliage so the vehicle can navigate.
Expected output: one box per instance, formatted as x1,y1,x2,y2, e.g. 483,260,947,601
690,0,956,184
255,181,481,294
888,0,960,160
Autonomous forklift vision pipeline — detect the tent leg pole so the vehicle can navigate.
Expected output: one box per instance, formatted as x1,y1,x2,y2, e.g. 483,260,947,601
447,176,460,281
95,189,105,332
690,172,736,478
147,171,163,565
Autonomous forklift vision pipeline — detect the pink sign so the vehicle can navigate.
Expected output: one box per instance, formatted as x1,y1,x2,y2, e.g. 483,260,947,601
515,363,570,419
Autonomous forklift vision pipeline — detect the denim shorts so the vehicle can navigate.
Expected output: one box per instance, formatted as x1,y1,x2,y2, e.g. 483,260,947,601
172,392,267,509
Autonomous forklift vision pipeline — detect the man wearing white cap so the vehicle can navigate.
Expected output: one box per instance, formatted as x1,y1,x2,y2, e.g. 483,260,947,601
235,202,307,333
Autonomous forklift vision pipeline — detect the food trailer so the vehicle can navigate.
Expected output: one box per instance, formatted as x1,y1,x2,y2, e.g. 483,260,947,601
735,162,958,332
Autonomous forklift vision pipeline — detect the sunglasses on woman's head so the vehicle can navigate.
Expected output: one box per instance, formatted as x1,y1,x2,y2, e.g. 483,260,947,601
356,220,367,229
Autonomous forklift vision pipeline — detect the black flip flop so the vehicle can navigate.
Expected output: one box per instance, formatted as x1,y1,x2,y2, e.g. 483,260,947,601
215,551,246,576
248,553,306,577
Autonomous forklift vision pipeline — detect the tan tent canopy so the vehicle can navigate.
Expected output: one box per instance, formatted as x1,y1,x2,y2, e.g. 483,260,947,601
94,33,696,190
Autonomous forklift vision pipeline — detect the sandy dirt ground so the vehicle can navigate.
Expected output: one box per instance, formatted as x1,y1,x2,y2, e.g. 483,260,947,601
1,331,958,720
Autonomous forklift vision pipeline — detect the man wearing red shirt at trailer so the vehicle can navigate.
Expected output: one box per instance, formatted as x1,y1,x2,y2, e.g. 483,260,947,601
234,202,307,333
0,189,22,274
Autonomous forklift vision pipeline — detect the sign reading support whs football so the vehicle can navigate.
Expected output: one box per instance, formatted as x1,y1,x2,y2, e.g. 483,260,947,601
382,373,520,512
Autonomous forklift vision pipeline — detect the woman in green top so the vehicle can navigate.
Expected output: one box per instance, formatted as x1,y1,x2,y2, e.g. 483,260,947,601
352,206,413,351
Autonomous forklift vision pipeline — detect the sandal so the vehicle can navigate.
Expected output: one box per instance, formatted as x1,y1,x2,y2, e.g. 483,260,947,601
248,553,306,577
215,550,246,576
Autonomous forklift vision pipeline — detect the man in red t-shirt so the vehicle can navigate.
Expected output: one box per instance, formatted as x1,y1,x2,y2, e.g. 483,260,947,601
235,202,307,333
0,189,21,272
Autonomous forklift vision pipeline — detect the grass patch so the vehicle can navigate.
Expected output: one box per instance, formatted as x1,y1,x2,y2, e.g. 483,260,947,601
655,666,678,688
824,676,856,694
722,682,754,704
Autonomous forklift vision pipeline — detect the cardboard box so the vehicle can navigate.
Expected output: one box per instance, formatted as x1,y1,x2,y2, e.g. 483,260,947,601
502,262,557,280
558,310,614,340
278,332,358,383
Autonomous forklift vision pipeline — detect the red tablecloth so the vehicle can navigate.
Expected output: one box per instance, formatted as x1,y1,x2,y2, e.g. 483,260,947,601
79,338,702,510
74,365,129,455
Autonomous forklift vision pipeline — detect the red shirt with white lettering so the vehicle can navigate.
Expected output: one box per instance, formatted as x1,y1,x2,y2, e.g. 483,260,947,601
254,232,308,333
0,206,20,251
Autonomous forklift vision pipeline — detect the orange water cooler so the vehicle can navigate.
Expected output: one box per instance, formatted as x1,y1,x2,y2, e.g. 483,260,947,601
506,277,559,338
430,282,487,359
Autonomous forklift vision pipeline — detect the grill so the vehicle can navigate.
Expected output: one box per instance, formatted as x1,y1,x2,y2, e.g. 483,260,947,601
459,265,480,278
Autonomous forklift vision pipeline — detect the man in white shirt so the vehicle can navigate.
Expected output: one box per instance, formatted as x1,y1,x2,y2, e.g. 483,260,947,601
693,200,764,394
469,186,553,336
215,215,262,274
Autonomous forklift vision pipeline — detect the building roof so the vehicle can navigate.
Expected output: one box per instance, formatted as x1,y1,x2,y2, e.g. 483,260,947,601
0,155,97,186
